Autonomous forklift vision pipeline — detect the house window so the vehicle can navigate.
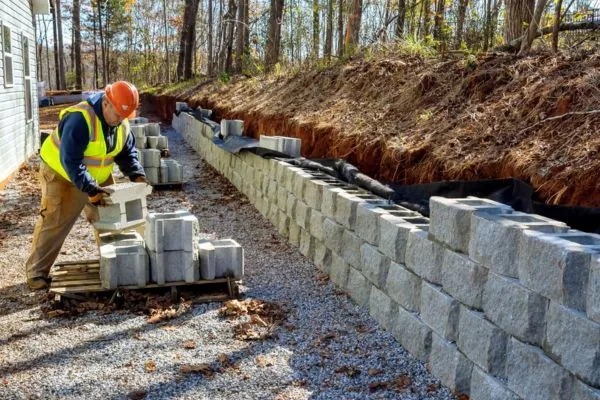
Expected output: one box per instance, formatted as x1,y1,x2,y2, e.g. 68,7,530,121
1,22,13,87
23,35,32,121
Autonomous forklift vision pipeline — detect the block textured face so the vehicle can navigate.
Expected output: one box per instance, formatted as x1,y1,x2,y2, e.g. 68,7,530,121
212,239,244,279
100,231,148,289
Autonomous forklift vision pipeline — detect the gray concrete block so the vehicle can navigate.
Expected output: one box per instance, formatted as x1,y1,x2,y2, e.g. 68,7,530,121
197,240,216,280
159,160,169,184
213,239,244,279
299,229,314,258
347,267,372,306
267,180,278,201
258,135,280,152
313,240,331,274
405,230,445,285
379,214,426,264
98,203,123,224
442,250,488,310
221,119,243,138
420,282,460,342
293,200,311,230
149,250,198,284
268,203,279,226
393,306,432,362
469,212,569,278
430,333,473,395
164,160,183,182
330,252,349,288
470,367,519,400
278,211,290,238
575,380,600,400
304,179,328,211
360,243,390,288
146,136,159,149
309,210,324,241
282,166,302,192
507,338,574,400
144,167,159,185
288,222,301,247
545,301,600,387
518,230,600,311
292,170,312,200
385,261,421,312
369,286,395,330
429,196,513,253
458,307,508,378
355,203,393,246
321,187,346,220
103,182,153,205
99,232,148,289
589,255,600,323
277,186,288,211
134,135,147,150
142,149,161,168
341,230,364,269
146,210,199,253
334,191,367,230
280,137,301,157
483,272,548,346
322,218,344,254
145,123,161,136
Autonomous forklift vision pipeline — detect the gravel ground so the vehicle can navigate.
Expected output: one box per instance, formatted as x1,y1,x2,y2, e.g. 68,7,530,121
0,119,456,400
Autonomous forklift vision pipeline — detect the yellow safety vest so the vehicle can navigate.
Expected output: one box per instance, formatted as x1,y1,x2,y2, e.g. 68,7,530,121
40,101,129,185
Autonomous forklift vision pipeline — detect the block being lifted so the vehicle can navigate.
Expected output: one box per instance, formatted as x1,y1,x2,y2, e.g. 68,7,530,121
94,182,152,232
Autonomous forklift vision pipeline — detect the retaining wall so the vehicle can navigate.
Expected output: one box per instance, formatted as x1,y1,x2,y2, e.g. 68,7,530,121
173,112,600,400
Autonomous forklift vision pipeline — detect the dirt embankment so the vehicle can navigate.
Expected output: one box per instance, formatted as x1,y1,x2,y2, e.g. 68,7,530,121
143,51,600,207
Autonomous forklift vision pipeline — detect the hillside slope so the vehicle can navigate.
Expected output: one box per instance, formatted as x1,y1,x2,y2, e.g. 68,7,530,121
145,50,600,207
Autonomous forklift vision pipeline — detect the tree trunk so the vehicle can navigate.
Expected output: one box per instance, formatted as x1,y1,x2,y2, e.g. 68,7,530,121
265,0,284,70
382,0,391,42
504,0,535,43
324,0,333,59
93,2,99,89
455,0,468,48
55,0,66,89
433,0,445,43
73,0,82,89
97,0,107,87
337,0,344,57
208,0,214,76
52,3,60,90
421,0,431,39
344,0,362,54
235,0,246,72
224,0,237,73
552,0,563,52
313,0,320,58
42,15,52,90
396,0,406,39
184,0,200,79
162,0,171,82
483,0,493,50
518,0,549,55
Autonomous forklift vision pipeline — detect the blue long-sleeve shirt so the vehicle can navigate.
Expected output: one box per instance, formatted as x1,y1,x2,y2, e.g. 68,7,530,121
49,93,145,195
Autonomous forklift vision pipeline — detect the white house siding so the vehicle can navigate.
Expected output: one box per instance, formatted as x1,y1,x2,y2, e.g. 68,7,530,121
0,0,39,185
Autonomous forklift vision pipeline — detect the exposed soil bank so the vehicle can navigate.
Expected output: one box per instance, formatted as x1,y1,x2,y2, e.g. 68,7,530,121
142,50,600,207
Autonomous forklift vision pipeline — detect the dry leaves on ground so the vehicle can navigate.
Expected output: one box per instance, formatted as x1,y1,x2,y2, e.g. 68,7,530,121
179,363,214,377
144,360,156,373
219,298,287,341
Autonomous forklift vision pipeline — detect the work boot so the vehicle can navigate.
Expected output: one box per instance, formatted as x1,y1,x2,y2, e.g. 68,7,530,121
27,277,50,291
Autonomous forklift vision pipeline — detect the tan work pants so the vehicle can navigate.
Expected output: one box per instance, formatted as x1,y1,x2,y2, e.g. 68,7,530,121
25,162,113,280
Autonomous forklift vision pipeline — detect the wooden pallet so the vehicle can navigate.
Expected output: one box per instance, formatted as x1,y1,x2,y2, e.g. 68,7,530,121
151,181,185,190
49,259,240,302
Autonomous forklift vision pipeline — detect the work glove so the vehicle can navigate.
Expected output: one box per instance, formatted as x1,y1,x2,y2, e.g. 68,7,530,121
88,187,114,206
133,175,150,185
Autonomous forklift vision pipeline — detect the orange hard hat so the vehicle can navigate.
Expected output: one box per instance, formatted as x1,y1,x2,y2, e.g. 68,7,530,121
105,81,139,119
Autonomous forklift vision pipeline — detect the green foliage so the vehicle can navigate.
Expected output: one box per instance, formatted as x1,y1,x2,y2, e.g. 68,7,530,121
219,72,231,84
396,38,438,58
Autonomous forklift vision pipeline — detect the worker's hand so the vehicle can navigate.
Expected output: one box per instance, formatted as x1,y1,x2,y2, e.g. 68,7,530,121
133,175,150,185
88,187,114,206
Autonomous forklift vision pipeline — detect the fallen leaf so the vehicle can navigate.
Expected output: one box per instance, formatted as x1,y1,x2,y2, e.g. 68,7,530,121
217,353,231,367
255,355,274,367
161,325,176,331
395,375,412,390
126,389,147,400
369,381,389,392
457,394,469,400
368,368,381,376
144,360,156,373
179,363,214,377
426,383,440,393
183,340,196,349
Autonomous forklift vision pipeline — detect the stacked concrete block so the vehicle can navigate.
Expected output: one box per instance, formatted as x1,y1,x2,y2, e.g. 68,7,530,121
341,230,364,269
330,253,349,288
146,136,159,149
469,212,569,277
346,266,372,306
355,202,400,246
145,123,161,136
517,230,600,311
157,136,168,150
99,231,149,289
420,282,460,342
161,159,183,183
360,243,390,288
197,240,216,280
159,160,169,184
590,255,600,323
146,211,199,284
130,117,149,125
405,230,445,285
442,250,487,310
470,367,519,400
259,135,302,157
385,261,421,312
141,149,161,184
430,334,473,395
221,119,244,138
175,102,188,112
94,182,152,231
211,239,244,279
429,196,513,253
369,286,395,331
393,307,432,362
379,214,428,264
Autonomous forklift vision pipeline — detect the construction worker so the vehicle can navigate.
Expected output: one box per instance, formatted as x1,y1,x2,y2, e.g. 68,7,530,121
26,81,148,290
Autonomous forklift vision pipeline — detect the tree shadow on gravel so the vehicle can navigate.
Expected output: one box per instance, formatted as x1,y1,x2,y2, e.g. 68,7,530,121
0,282,43,318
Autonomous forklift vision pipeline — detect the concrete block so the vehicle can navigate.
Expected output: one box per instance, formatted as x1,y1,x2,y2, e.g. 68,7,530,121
144,167,159,185
131,124,146,139
157,136,168,150
304,179,328,211
282,166,303,192
146,210,199,253
360,243,390,288
340,230,364,269
347,267,372,306
334,191,367,230
545,301,600,386
420,282,460,342
268,203,279,226
292,170,312,200
259,135,280,152
330,252,349,288
518,230,600,311
458,307,508,378
149,250,198,284
575,380,600,400
145,123,161,136
309,210,324,241
313,240,331,273
379,214,427,264
103,182,153,205
442,250,488,310
130,116,149,124
385,261,421,312
507,338,574,400
274,160,290,183
197,240,216,280
142,149,161,168
355,203,391,246
299,229,314,258
94,186,150,232
278,211,290,238
469,212,569,277
213,239,244,279
277,186,288,211
295,200,311,229
137,149,144,166
483,272,548,346
393,307,432,362
470,367,519,400
429,196,513,253
430,333,473,395
288,222,301,247
405,230,445,285
99,232,148,289
164,160,183,182
321,187,346,220
369,285,395,330
322,218,344,254
589,255,600,323
159,161,169,184
134,135,147,150
221,119,243,138
267,180,278,201
146,136,159,149
280,137,301,157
